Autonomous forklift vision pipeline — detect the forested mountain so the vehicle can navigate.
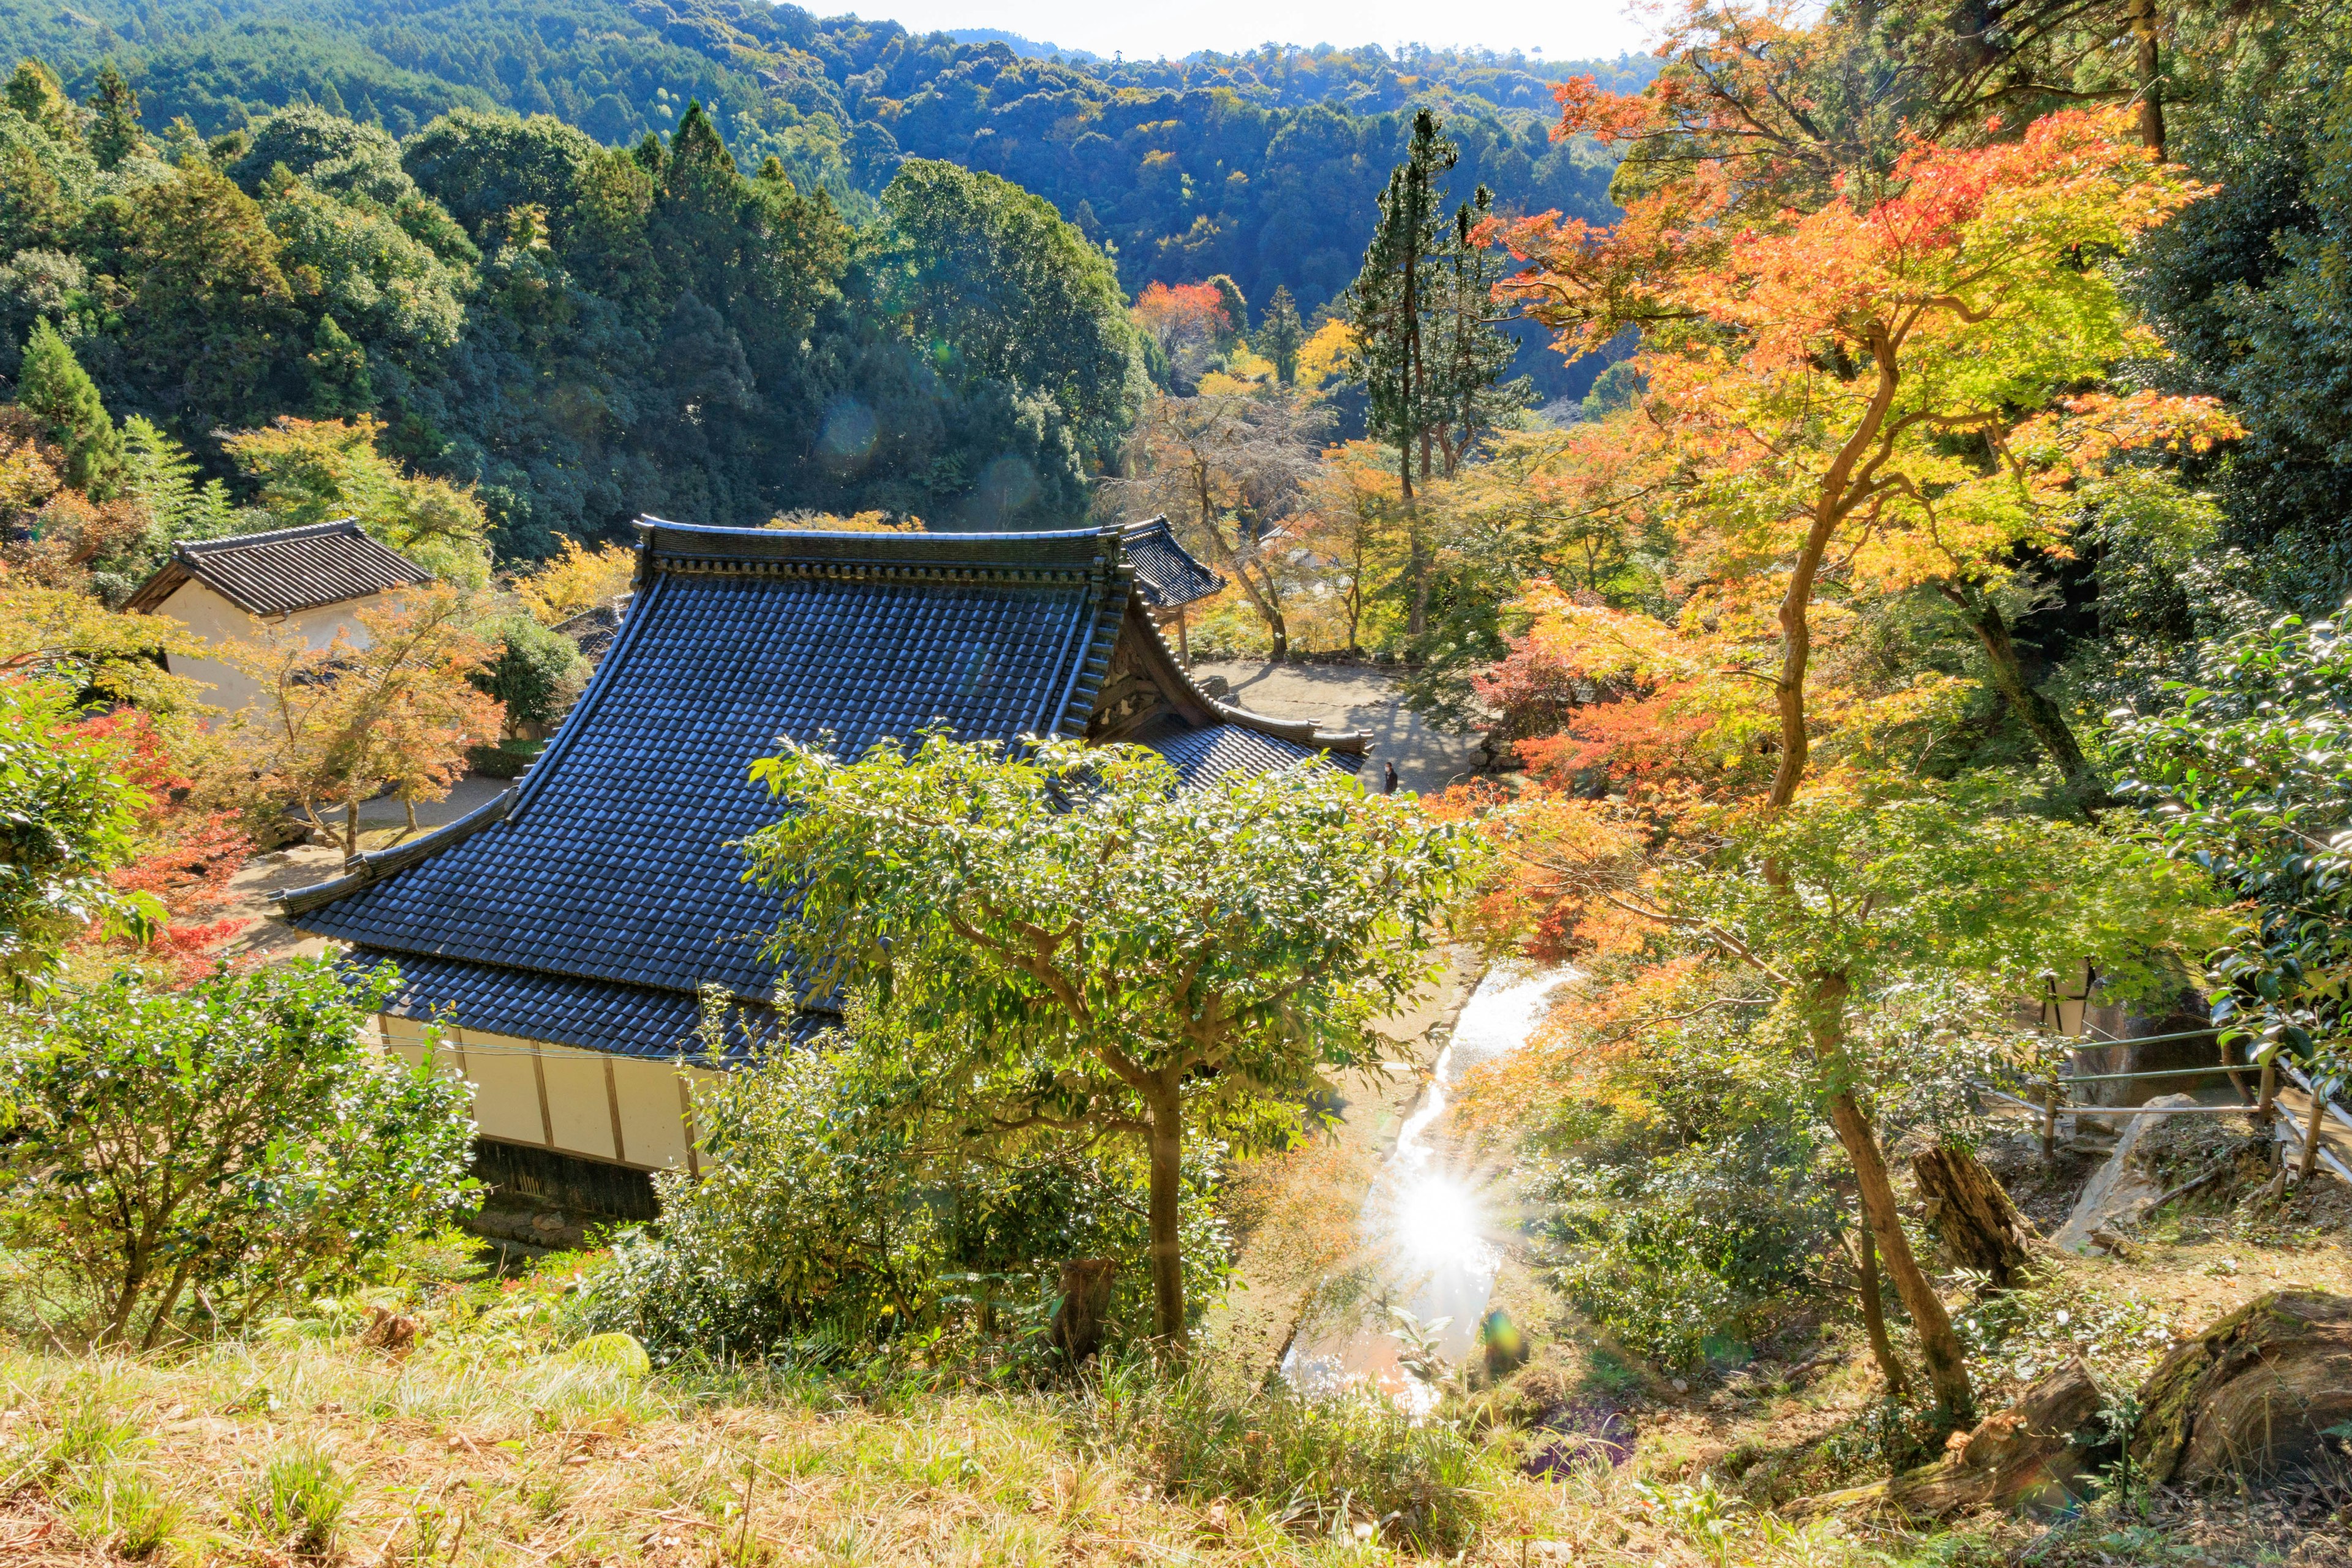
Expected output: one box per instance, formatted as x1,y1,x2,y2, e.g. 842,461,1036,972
0,0,1641,393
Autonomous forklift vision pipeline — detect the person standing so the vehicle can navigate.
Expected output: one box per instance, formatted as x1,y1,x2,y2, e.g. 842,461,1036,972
1382,760,1399,795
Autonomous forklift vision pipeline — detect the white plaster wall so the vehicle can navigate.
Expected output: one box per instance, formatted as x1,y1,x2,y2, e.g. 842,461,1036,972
378,1012,707,1173
157,580,393,716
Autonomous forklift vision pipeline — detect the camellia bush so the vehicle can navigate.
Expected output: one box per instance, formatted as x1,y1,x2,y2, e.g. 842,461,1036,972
582,997,1234,1363
0,960,477,1349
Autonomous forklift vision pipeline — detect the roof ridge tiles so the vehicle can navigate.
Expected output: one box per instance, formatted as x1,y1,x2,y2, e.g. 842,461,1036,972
176,516,368,554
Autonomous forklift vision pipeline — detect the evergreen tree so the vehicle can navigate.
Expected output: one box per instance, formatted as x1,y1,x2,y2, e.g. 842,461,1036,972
1344,108,1456,502
1257,284,1305,385
304,313,374,415
86,62,143,171
1425,187,1525,476
4,58,80,145
17,319,122,496
1205,272,1248,350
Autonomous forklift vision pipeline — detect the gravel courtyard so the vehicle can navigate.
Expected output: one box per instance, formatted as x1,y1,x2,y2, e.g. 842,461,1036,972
1189,660,1484,795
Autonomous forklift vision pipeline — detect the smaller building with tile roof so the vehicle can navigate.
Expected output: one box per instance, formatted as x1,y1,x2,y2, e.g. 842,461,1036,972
124,519,431,714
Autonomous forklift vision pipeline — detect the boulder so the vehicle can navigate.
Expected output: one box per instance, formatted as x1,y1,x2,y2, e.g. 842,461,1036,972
2052,1093,2195,1253
2132,1290,2352,1487
1791,1358,2104,1518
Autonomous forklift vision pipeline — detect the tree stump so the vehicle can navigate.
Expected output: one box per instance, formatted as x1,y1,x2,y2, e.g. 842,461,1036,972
1049,1258,1119,1362
1913,1142,2035,1288
2132,1290,2352,1486
1789,1358,2103,1518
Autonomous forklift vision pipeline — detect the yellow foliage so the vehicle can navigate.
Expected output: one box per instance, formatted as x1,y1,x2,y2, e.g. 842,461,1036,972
1294,318,1352,391
763,510,924,533
514,537,638,625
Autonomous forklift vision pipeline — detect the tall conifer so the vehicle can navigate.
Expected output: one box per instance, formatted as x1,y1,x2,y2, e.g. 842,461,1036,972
1257,285,1304,385
17,319,122,496
86,62,143,170
1343,109,1455,501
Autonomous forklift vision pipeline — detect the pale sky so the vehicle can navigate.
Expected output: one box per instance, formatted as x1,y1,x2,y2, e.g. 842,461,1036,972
832,1,1659,65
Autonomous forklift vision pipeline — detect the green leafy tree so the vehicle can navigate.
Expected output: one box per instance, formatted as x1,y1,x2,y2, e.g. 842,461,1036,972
85,61,143,171
15,318,121,496
119,415,243,546
0,680,159,994
0,960,477,1349
1257,283,1305,386
471,613,586,734
872,160,1147,473
743,733,1479,1343
1528,783,2224,1426
584,995,1223,1357
304,313,374,415
2114,600,2352,1178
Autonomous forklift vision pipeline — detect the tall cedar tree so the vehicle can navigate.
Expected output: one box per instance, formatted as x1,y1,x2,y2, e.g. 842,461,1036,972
1346,109,1456,504
1257,284,1305,385
1426,187,1524,479
85,62,142,170
17,320,121,496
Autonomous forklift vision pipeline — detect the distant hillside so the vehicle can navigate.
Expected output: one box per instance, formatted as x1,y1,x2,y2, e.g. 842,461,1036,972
0,0,1644,396
942,28,1100,63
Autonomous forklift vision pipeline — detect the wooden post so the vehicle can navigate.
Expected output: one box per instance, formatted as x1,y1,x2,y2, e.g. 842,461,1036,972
2256,1057,2279,1164
2041,1077,2059,1165
2295,1087,2329,1186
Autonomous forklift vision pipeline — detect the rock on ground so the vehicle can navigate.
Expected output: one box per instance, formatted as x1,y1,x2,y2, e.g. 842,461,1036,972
2053,1093,2198,1253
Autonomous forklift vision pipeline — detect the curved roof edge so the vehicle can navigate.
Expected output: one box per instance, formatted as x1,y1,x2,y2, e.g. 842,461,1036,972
279,786,515,917
1124,600,1371,755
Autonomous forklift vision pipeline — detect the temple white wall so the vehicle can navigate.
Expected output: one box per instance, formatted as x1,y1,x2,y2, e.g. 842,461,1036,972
376,1014,710,1173
154,579,398,715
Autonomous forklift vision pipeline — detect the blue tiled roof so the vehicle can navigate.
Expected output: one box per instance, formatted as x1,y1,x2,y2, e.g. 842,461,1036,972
1121,518,1225,608
343,949,807,1061
284,521,1367,1059
1126,714,1368,786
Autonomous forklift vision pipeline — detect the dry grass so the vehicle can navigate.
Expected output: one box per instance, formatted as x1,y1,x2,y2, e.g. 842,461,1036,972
0,1265,1977,1568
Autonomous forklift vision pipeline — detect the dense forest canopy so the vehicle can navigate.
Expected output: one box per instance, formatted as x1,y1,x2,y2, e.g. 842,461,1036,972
0,0,1643,398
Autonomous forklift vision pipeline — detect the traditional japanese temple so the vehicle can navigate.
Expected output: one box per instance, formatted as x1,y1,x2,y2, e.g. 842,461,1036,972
279,519,1362,1207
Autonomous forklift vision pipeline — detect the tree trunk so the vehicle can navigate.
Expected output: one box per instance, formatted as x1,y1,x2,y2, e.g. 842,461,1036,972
1767,341,1903,815
345,799,361,857
404,794,418,833
1913,1141,2035,1289
1050,1258,1120,1362
1855,1225,1909,1396
1826,1087,1976,1428
1145,1085,1186,1345
2129,0,2166,159
1940,586,2108,809
1795,1359,2103,1518
1405,510,1432,641
2296,1086,2328,1185
2132,1290,2352,1486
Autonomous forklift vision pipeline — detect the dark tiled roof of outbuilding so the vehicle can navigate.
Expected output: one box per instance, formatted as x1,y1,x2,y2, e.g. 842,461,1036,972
342,949,802,1062
1125,712,1366,786
282,520,1365,1060
123,519,428,617
1121,516,1224,608
552,596,631,662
